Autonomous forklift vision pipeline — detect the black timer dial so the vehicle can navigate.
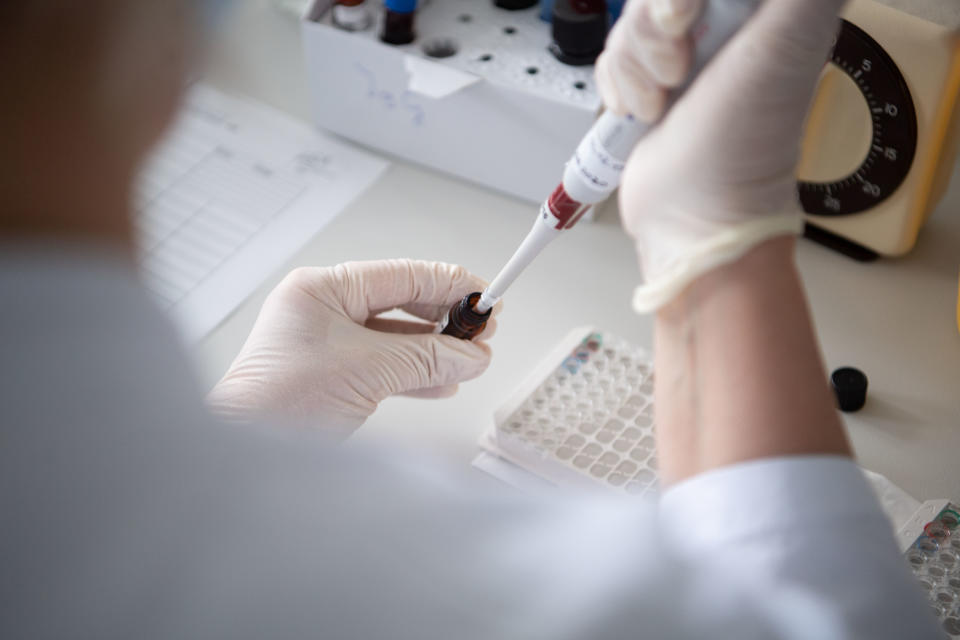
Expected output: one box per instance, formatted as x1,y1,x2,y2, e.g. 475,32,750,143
798,20,918,217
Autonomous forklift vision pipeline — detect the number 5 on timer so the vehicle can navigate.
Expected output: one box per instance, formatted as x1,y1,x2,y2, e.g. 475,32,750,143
797,0,960,261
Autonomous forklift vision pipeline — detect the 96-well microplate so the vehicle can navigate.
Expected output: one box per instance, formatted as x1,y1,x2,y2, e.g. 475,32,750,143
480,328,658,497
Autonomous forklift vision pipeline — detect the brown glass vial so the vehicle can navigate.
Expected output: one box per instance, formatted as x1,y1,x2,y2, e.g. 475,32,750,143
440,292,492,340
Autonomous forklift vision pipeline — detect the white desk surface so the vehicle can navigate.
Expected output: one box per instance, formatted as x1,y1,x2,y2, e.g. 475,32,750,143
195,0,960,501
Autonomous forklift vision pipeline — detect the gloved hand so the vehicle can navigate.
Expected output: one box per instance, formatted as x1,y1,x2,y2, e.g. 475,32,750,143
206,260,497,435
596,0,845,311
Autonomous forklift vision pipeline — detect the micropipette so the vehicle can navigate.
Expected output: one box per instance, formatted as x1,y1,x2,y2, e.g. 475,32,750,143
471,0,765,317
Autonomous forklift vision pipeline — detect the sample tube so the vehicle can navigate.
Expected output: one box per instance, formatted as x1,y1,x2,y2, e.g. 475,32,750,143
333,0,372,32
550,0,608,66
439,292,492,341
495,0,539,9
381,0,417,45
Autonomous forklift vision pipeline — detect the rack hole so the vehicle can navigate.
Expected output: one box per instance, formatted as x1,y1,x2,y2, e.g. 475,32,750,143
458,14,472,23
503,26,517,34
422,38,459,59
573,81,587,90
526,66,539,75
478,53,494,62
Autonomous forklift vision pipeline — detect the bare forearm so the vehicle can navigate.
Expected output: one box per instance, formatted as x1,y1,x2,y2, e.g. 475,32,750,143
654,237,851,486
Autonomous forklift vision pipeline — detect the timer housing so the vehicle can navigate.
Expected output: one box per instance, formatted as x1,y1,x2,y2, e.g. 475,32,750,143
799,0,960,258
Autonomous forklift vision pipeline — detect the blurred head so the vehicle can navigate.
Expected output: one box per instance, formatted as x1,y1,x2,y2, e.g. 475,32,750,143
0,0,203,242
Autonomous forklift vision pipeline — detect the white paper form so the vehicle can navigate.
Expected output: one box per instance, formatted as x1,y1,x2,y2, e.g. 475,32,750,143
135,84,388,343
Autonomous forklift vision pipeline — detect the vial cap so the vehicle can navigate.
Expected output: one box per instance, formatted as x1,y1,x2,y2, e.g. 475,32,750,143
830,367,868,412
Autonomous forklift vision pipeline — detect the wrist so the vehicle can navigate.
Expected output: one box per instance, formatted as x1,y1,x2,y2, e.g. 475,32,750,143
657,236,798,324
631,214,803,315
653,233,850,484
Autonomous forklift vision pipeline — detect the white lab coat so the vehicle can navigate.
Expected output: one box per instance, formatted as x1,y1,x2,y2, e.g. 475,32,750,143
0,245,939,639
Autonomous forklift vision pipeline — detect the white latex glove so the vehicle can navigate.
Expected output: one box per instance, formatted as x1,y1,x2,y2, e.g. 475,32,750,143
596,0,845,311
207,260,498,435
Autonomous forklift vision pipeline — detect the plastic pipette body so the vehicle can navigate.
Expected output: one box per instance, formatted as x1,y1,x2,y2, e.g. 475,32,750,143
475,0,764,315
477,208,564,312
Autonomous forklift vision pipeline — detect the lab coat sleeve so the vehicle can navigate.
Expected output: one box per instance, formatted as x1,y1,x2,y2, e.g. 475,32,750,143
659,456,940,639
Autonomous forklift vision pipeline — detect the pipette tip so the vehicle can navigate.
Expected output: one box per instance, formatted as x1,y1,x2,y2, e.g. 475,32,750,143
475,290,497,314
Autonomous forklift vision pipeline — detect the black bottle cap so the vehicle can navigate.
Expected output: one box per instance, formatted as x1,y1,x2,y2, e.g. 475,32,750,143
831,367,868,412
550,0,608,66
494,0,539,9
